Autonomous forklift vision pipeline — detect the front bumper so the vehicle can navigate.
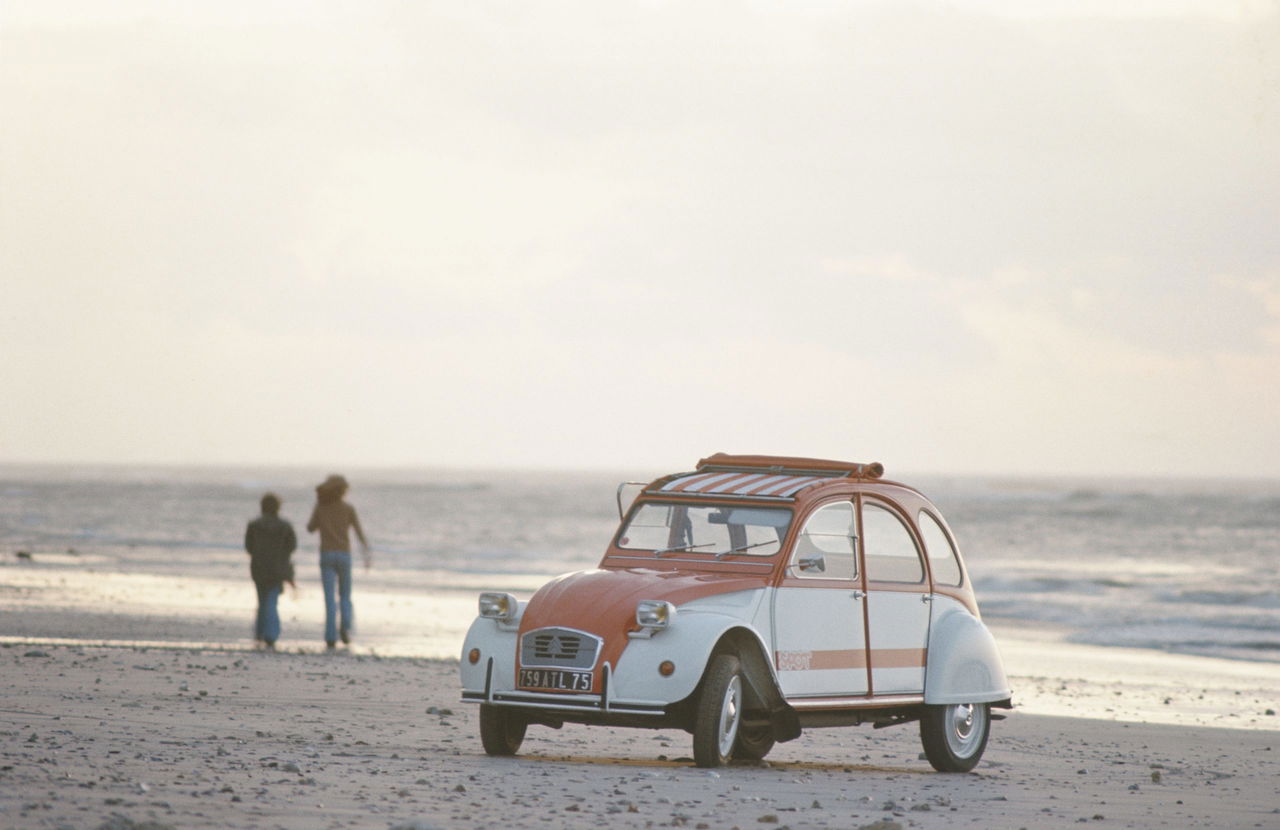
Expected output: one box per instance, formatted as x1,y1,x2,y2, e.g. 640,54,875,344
462,658,669,717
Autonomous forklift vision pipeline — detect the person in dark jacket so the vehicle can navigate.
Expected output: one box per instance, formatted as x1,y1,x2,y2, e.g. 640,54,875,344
244,492,297,650
307,474,371,651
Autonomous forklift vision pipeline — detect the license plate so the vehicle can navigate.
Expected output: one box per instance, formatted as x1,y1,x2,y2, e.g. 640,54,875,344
519,668,593,692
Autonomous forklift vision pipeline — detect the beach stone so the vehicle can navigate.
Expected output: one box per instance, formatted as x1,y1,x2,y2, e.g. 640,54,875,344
24,650,50,658
389,823,445,830
857,821,904,830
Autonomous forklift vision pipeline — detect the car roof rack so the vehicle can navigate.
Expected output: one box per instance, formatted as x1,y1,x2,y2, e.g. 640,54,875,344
640,454,886,502
694,453,884,480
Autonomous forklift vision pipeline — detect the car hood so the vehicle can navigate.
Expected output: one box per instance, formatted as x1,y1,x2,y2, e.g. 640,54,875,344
519,567,769,645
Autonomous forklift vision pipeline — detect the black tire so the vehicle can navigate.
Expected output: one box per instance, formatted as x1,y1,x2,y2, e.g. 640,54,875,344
693,654,745,767
732,723,776,761
919,702,990,772
478,704,526,756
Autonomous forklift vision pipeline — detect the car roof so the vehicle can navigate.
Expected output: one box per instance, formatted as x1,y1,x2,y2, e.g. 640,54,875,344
643,453,927,507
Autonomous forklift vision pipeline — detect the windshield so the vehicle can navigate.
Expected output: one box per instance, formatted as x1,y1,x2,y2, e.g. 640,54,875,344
617,502,792,557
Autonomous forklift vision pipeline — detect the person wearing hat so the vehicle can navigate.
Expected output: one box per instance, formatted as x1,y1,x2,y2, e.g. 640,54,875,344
307,474,371,650
244,492,297,650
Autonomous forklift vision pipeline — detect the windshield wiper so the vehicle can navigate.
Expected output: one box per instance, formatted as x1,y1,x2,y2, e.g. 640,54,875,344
653,542,716,558
715,540,776,559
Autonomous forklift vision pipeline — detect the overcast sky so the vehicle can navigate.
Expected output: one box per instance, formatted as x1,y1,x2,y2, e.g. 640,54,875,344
2,1,1277,478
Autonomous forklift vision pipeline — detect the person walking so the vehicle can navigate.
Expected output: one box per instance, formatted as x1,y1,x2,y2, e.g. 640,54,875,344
244,492,297,651
307,474,371,651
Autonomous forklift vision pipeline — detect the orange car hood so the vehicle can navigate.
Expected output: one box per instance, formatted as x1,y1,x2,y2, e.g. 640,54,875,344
519,567,769,649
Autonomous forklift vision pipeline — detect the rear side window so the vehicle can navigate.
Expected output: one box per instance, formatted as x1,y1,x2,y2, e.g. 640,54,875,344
918,510,963,586
861,502,924,583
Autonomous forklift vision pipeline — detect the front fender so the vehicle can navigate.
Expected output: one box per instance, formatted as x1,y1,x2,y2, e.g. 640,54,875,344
924,603,1011,705
612,611,774,705
459,614,521,695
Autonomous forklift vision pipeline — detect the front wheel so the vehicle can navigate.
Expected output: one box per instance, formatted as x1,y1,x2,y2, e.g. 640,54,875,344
692,654,744,767
478,704,526,756
919,702,990,772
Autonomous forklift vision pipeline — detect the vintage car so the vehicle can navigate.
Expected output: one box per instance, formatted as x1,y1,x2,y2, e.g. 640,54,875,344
459,454,1011,771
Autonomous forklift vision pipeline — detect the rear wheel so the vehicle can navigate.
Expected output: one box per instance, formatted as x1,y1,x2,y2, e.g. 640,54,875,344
693,654,744,767
919,702,989,772
478,704,526,756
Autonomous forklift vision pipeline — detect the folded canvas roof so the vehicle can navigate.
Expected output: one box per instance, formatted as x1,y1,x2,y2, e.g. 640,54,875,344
645,453,885,501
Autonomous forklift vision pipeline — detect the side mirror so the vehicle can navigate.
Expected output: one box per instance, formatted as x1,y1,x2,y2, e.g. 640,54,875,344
797,555,826,573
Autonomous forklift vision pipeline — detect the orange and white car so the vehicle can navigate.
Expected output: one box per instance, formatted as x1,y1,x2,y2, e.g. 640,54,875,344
459,454,1011,771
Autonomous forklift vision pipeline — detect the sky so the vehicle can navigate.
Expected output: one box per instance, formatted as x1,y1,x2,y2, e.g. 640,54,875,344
2,0,1278,478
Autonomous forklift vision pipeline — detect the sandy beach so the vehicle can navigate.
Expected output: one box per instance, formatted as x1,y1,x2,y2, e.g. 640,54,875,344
3,643,1279,830
3,573,1280,830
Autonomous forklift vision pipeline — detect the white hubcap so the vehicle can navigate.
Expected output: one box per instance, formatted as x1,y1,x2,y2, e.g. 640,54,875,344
717,675,742,757
945,703,986,758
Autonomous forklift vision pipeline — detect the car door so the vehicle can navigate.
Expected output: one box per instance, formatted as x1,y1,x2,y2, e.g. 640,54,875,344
771,500,869,697
861,498,931,695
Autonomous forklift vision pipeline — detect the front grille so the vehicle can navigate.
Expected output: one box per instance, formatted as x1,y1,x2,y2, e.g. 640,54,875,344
520,627,602,670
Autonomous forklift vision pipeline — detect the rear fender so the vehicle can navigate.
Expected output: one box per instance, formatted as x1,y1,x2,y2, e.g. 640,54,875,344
924,603,1011,705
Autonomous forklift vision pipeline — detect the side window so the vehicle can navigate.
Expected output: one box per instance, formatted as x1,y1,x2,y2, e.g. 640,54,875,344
862,502,924,584
791,501,857,580
918,511,963,586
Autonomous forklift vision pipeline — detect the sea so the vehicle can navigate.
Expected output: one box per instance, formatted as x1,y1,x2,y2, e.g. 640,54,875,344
2,464,1278,665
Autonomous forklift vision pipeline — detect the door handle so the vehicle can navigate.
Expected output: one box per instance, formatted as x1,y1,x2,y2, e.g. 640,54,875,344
850,590,866,600
921,593,934,603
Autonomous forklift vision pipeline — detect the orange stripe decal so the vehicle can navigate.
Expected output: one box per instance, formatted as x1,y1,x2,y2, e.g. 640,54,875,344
776,648,925,671
869,648,927,669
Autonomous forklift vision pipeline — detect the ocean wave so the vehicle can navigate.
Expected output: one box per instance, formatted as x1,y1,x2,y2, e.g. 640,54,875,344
1165,590,1280,609
973,575,1136,595
1069,621,1280,663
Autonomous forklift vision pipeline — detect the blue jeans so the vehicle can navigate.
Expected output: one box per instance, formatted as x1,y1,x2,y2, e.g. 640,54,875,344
254,583,281,644
320,551,353,645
